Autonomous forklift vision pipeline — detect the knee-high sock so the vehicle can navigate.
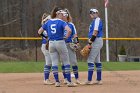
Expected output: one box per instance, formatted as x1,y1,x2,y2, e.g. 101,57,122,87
72,65,79,79
88,63,94,81
64,65,71,82
44,65,51,80
95,63,102,81
52,66,59,82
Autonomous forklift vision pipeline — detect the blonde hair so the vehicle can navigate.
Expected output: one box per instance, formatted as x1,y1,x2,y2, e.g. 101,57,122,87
41,13,50,25
64,8,72,22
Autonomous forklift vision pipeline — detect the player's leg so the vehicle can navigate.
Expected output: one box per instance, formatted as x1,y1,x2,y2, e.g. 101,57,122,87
61,64,68,84
86,46,99,84
61,64,66,78
56,41,76,87
67,44,80,84
95,52,102,80
59,56,68,84
85,38,103,84
41,44,53,85
72,65,78,79
94,38,103,84
56,41,71,82
44,52,53,84
95,52,103,85
49,41,60,87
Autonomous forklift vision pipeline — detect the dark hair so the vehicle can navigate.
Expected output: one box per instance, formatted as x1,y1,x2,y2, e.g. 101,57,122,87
51,6,63,18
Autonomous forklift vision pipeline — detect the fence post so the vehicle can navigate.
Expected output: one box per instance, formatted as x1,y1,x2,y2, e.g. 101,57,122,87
115,40,118,61
35,40,37,62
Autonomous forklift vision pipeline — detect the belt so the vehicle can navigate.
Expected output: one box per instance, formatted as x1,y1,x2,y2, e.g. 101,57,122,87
49,39,63,41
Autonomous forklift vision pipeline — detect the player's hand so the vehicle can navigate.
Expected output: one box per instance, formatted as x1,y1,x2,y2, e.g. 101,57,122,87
87,44,92,49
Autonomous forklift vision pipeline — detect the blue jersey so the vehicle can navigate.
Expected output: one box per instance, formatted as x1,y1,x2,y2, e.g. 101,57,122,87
65,22,77,43
42,18,67,41
88,17,103,38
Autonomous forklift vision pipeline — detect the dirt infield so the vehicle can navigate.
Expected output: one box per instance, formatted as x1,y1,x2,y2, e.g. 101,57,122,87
0,71,140,93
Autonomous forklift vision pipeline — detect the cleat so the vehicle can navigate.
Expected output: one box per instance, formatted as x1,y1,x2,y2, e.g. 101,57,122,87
94,80,103,85
67,82,77,87
75,79,81,84
63,79,69,84
55,82,61,87
44,79,54,85
83,81,94,85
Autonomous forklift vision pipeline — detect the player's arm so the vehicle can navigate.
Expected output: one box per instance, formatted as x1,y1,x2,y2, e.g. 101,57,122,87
38,27,48,38
73,34,80,44
71,23,79,44
88,18,100,45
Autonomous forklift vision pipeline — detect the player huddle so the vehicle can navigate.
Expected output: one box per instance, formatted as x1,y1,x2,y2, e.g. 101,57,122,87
38,6,103,87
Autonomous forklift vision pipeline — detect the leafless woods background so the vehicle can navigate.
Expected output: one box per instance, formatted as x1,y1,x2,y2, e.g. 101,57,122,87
0,0,140,61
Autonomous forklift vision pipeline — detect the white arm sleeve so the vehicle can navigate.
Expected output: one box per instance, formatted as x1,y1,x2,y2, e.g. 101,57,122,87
73,24,77,34
94,18,100,31
71,22,77,34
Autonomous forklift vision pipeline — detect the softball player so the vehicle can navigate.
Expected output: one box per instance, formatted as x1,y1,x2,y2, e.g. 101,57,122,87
38,13,53,85
84,8,103,85
61,9,81,84
38,7,76,87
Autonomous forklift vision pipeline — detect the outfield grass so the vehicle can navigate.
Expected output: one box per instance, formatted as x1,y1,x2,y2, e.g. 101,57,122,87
0,61,140,73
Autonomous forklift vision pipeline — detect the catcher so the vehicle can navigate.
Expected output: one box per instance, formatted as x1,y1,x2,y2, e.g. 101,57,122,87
83,8,103,85
38,13,53,85
62,8,81,84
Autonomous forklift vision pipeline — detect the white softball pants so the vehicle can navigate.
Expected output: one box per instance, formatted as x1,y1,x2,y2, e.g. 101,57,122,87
49,40,70,66
87,37,103,63
41,44,52,65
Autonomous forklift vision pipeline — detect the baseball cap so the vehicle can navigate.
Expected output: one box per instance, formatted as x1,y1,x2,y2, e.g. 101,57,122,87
89,8,98,14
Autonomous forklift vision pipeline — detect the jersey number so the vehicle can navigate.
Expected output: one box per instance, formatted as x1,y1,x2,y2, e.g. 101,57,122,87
51,24,56,34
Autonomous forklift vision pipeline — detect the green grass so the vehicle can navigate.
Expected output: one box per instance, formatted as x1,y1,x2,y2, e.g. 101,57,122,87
0,62,44,73
0,61,140,73
102,62,140,71
78,62,140,71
